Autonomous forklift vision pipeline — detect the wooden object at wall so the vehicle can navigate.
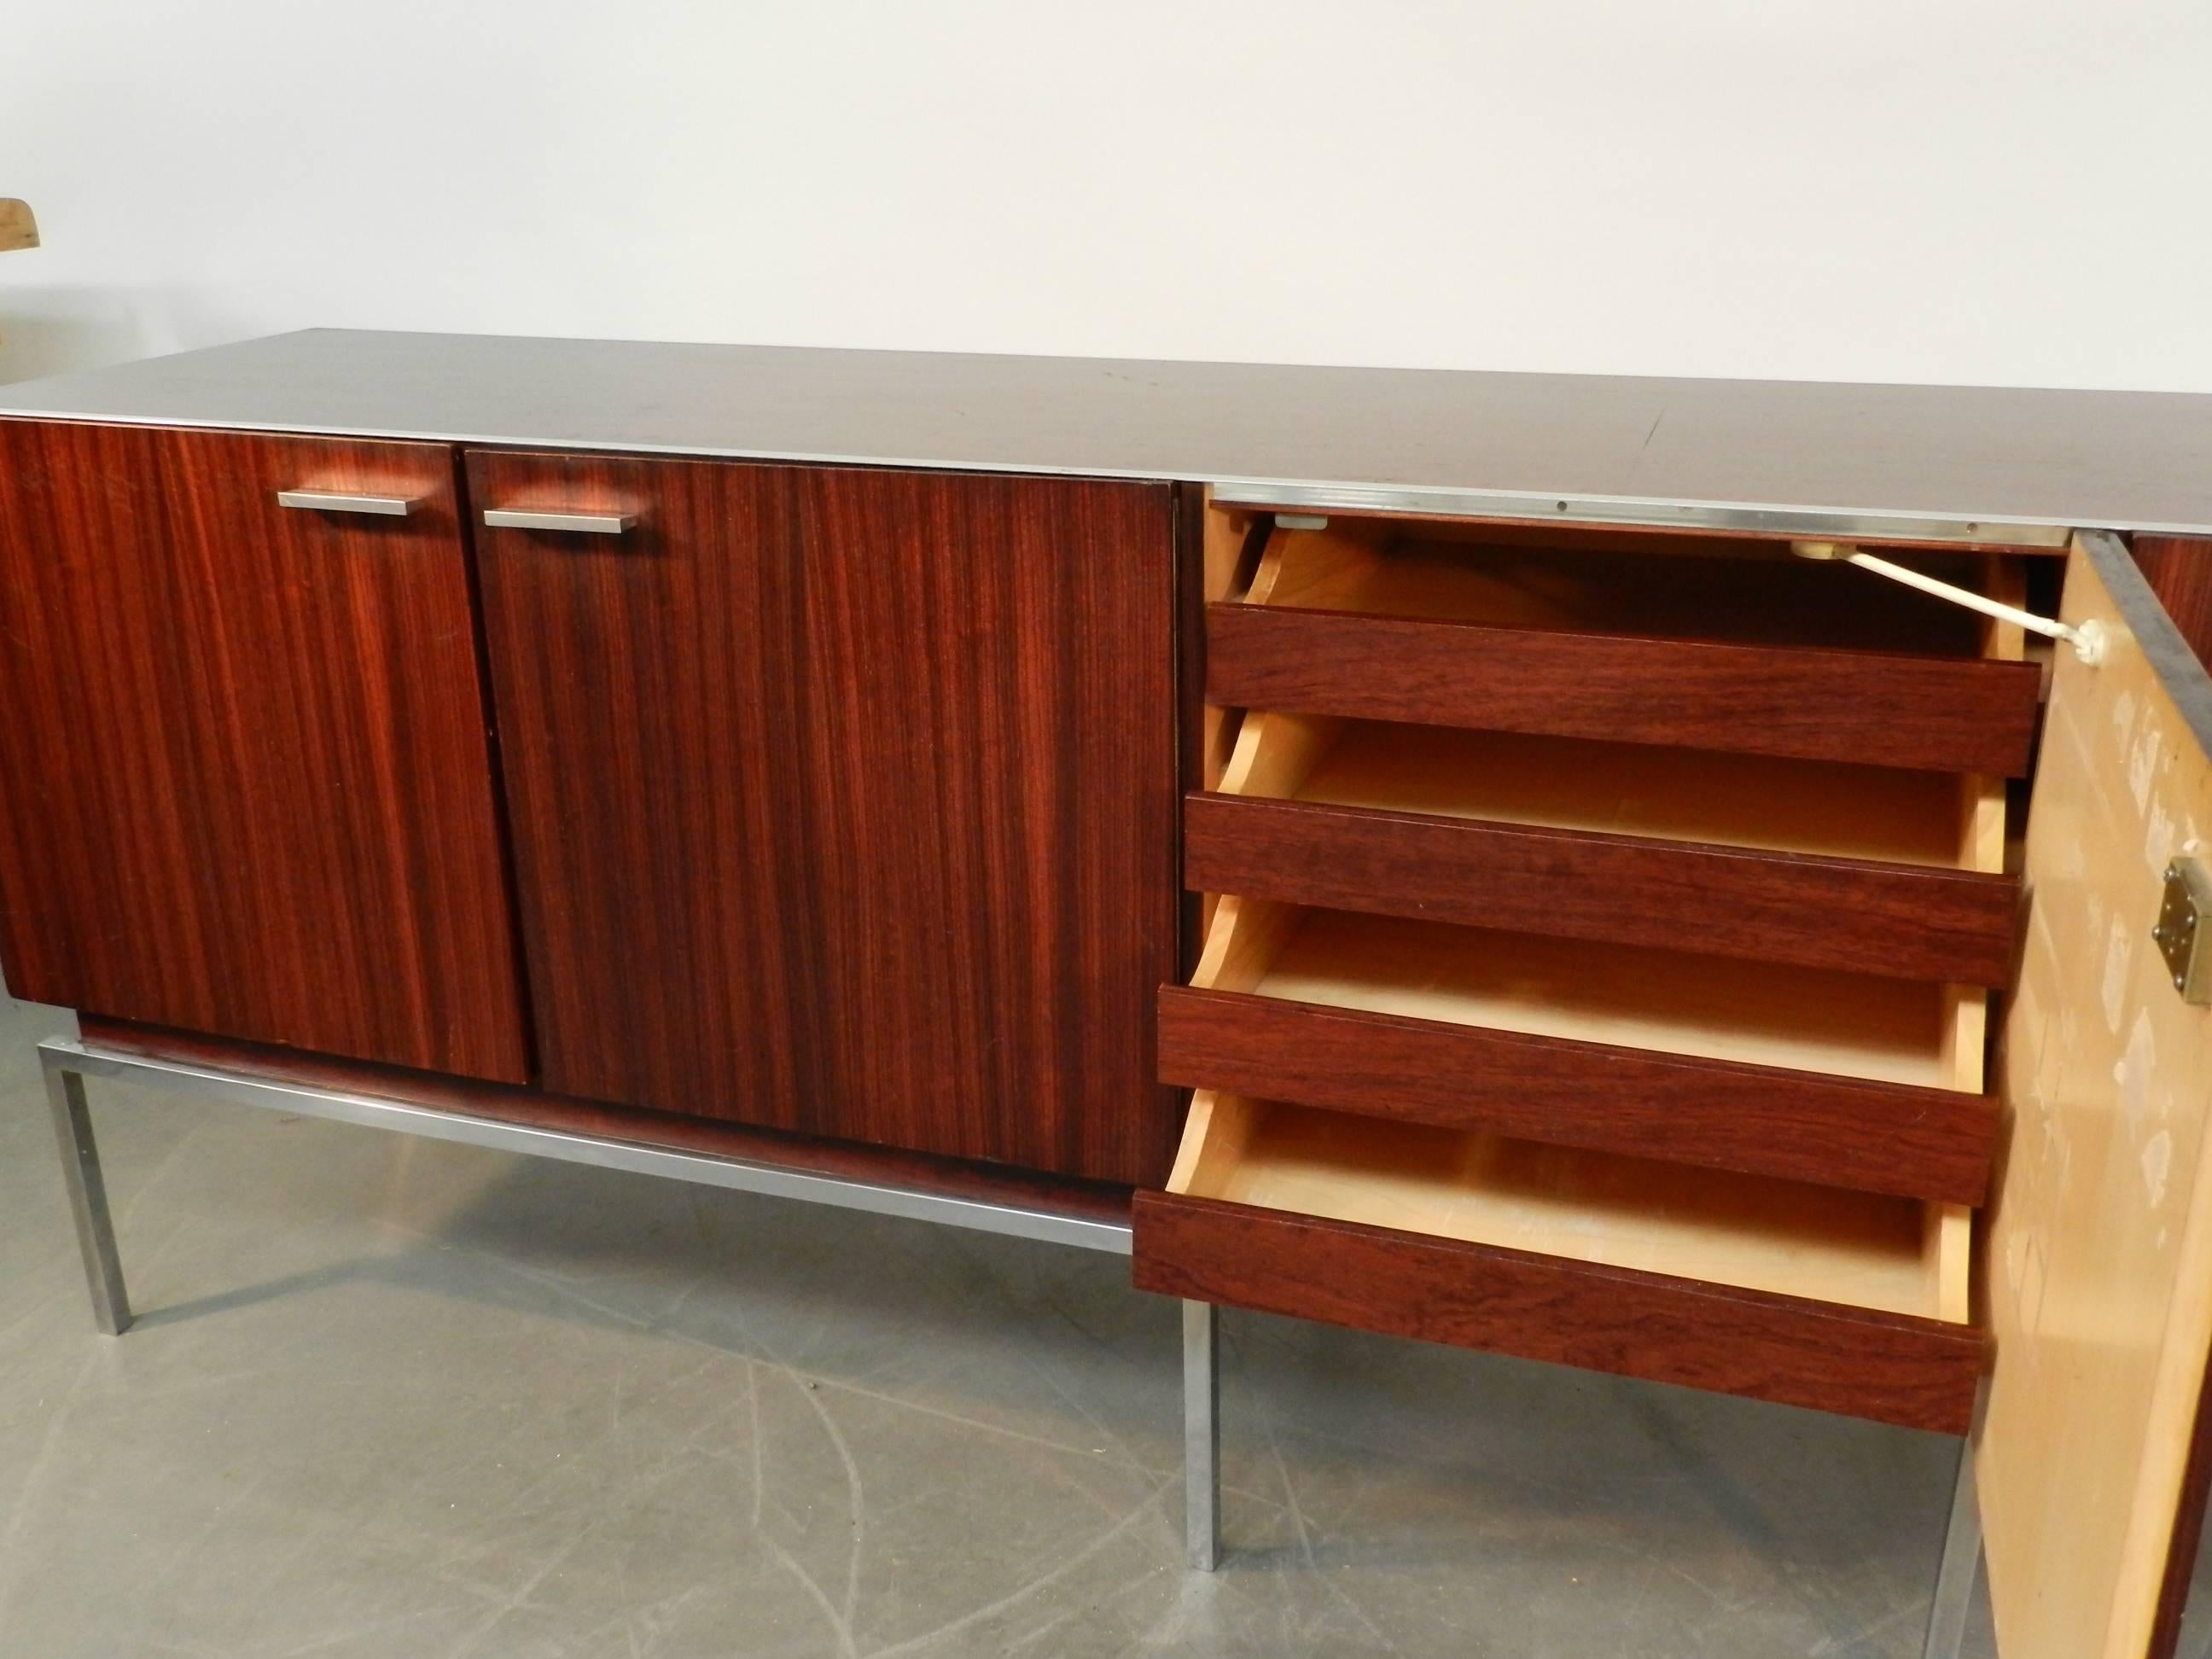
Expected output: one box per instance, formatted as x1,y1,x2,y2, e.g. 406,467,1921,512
0,201,36,349
1978,533,2212,1659
0,421,529,1081
2133,535,2212,669
470,450,1180,1185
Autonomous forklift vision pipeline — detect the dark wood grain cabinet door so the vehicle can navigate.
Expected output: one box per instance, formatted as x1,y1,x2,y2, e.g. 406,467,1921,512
0,421,529,1081
469,451,1179,1185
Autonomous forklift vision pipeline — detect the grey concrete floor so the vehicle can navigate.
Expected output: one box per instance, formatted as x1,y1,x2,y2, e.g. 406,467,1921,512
0,992,2061,1658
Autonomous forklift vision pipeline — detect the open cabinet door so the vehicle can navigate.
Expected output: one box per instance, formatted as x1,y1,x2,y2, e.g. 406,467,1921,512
1981,530,2212,1657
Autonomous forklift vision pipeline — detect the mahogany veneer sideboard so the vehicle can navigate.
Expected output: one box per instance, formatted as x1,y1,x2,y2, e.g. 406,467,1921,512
3,330,2212,1659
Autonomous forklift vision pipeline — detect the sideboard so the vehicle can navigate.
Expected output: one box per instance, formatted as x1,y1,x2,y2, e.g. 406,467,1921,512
3,330,2210,1659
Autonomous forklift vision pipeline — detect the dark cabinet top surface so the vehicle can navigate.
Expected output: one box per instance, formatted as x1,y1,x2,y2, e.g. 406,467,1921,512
3,328,2210,539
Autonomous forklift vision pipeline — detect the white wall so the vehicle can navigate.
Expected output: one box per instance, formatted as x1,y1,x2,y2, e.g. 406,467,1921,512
3,0,2209,391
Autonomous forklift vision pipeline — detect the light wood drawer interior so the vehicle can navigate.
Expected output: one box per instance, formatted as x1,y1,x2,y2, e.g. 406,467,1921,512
1225,714,1980,868
1172,885,1983,1266
1192,704,2019,984
1243,521,1995,655
1201,896,1960,1089
1169,1091,1959,1323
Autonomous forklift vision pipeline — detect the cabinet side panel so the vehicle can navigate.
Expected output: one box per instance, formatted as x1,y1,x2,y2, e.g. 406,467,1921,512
2133,535,2212,670
0,419,528,1080
1979,532,2212,1659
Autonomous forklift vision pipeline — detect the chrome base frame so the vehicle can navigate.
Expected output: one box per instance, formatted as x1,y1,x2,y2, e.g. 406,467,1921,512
1176,1309,1993,1615
46,1062,131,1336
1922,1379,1992,1659
1184,1300,1219,1571
44,1032,1988,1619
37,1035,1132,1342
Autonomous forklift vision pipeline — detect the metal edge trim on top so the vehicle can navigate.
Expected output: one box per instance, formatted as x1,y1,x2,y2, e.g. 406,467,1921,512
38,1039,1132,1256
5,399,2182,541
1205,479,2079,548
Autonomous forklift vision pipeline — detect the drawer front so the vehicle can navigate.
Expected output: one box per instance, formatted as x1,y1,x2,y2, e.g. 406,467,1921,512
1183,789,2019,986
1133,1188,1986,1433
1158,984,1997,1206
1206,602,2043,775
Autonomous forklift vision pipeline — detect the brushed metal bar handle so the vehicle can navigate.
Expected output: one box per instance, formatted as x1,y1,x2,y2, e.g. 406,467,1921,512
276,490,416,516
482,508,636,535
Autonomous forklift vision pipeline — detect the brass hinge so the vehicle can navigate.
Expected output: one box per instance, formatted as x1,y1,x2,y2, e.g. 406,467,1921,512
2156,859,2211,1005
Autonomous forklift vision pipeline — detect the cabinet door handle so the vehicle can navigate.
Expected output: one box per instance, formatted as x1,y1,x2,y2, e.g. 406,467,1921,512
276,490,417,516
481,509,637,535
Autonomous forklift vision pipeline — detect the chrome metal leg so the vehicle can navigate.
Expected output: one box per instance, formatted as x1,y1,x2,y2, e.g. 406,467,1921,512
1923,1382,1990,1659
1184,1299,1220,1571
44,1065,130,1335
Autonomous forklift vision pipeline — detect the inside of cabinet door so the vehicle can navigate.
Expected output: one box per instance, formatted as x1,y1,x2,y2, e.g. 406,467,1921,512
1979,531,2212,1659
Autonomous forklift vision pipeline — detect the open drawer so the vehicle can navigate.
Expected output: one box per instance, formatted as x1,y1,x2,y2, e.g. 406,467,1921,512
1206,520,2046,773
1186,713,2021,983
1132,1090,1984,1432
1150,502,2037,1438
1160,894,1995,1206
1151,527,2212,1657
1171,515,2024,1207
